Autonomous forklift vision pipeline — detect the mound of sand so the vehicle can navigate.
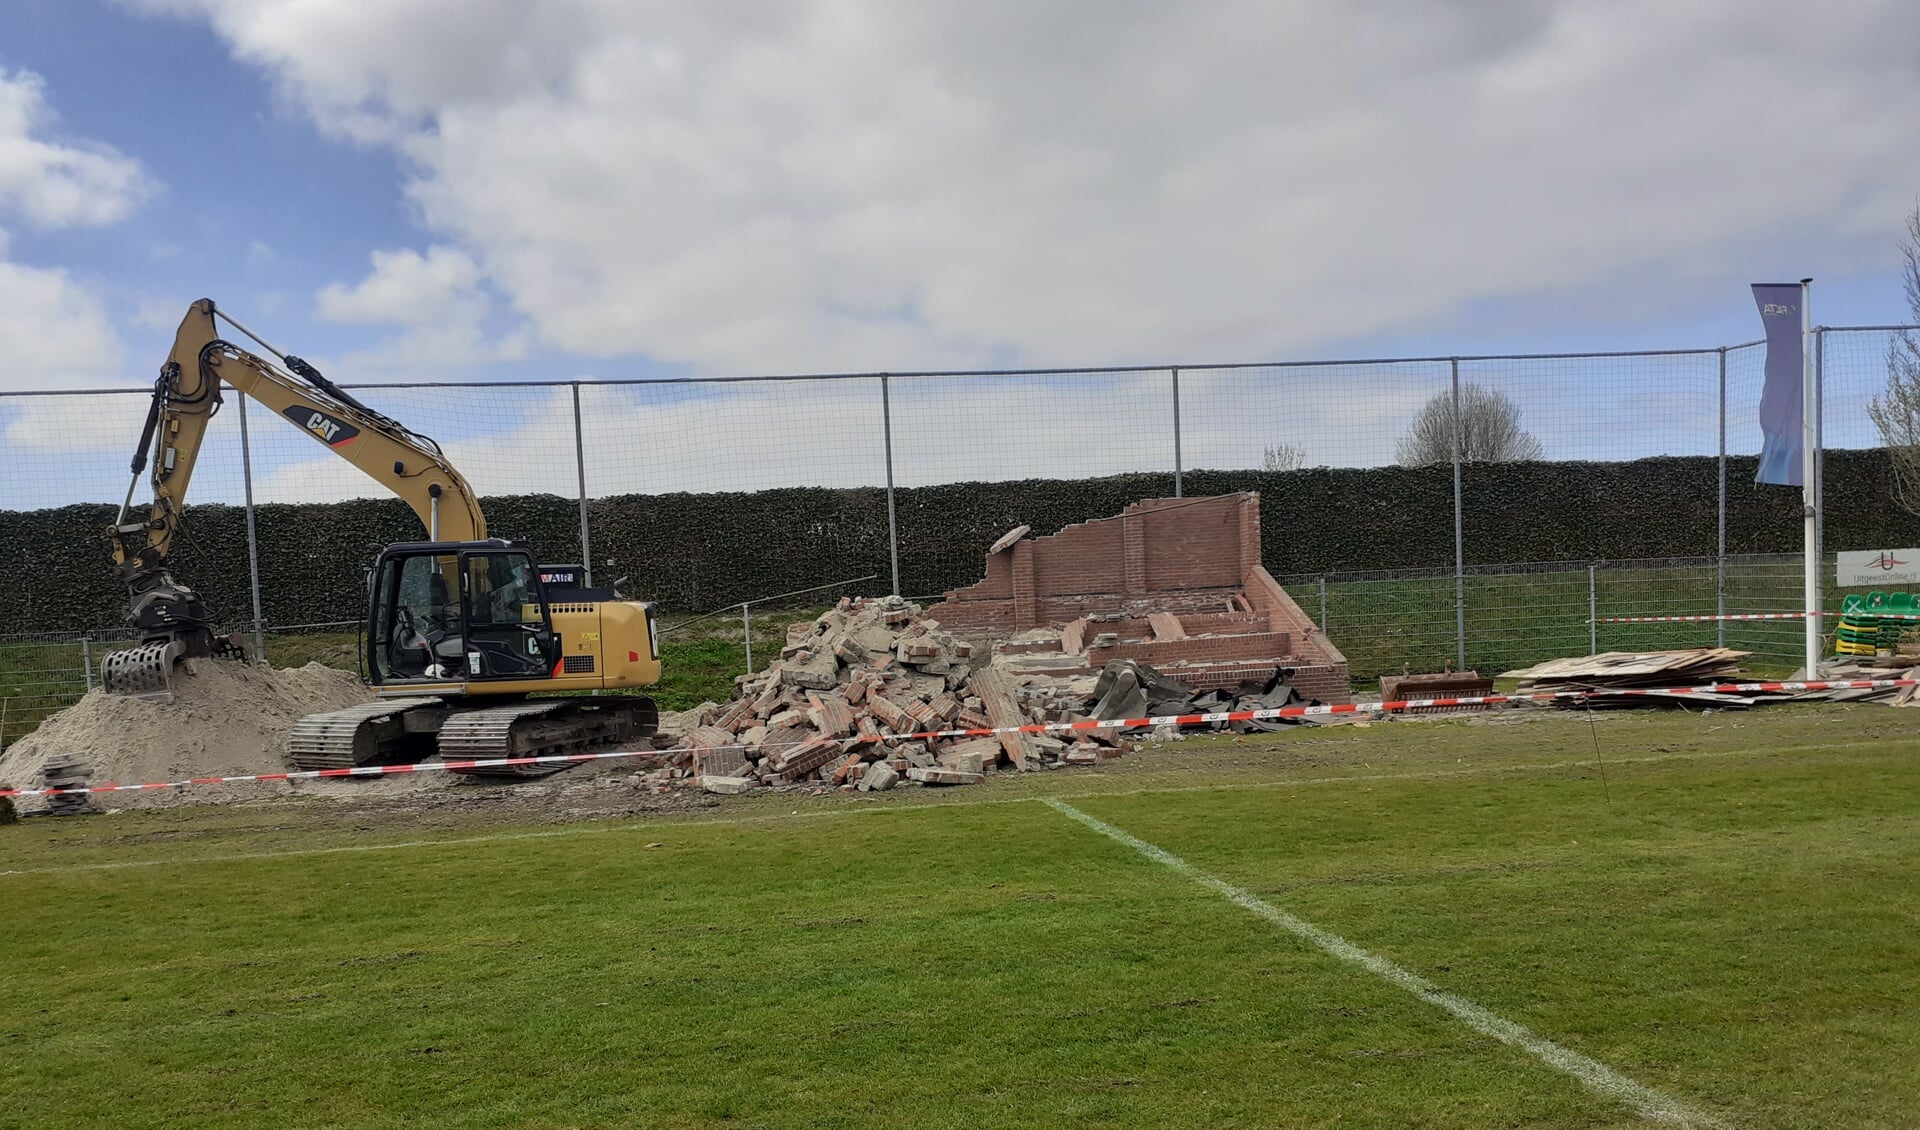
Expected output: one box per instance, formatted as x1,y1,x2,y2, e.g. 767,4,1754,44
0,659,376,812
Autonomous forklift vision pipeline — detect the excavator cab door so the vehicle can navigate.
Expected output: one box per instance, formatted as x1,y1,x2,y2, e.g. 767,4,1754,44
459,549,558,680
367,544,558,685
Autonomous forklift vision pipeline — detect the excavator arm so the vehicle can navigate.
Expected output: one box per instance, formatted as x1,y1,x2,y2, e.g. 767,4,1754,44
103,298,488,698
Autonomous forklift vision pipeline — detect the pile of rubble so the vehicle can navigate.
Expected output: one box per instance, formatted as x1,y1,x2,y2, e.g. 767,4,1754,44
1076,657,1320,734
663,596,1128,793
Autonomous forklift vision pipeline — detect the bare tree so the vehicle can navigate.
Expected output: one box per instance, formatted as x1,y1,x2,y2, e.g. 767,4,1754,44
1395,383,1543,467
1261,443,1305,472
1869,204,1920,514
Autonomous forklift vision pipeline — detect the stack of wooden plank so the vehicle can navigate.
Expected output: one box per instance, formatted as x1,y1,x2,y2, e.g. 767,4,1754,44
1501,648,1755,707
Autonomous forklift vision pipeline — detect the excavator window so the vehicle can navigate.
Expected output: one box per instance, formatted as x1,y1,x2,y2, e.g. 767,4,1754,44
372,553,465,681
461,552,553,679
368,546,556,684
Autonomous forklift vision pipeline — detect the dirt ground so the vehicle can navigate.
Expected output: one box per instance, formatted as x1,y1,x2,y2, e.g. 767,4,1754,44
4,702,1738,848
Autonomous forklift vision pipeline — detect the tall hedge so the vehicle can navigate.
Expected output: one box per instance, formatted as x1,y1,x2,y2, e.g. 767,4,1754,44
6,449,1918,634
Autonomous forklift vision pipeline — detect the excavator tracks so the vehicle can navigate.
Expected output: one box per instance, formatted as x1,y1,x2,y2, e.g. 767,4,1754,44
436,696,659,778
288,697,449,771
287,695,657,777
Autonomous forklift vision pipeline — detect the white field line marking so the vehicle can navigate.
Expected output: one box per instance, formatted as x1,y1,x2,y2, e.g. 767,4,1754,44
1043,798,1728,1129
0,738,1870,879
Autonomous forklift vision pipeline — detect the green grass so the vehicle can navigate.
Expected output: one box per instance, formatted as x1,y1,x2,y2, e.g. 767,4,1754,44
3,704,1916,1127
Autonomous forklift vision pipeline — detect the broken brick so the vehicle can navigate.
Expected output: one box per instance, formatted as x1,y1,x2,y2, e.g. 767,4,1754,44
776,737,845,777
866,693,908,731
806,692,855,737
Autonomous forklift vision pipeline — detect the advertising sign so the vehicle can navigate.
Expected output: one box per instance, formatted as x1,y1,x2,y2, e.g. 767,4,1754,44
1836,549,1920,589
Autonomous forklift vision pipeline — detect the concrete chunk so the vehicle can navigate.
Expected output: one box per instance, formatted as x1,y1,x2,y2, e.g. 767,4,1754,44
906,766,983,786
987,524,1030,554
857,762,900,792
780,648,840,690
701,775,756,795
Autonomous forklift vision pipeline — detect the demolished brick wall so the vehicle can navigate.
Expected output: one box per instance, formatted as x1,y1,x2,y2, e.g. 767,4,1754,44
930,493,1351,703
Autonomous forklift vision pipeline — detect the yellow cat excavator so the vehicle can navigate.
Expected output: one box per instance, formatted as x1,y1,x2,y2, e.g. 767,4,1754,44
102,298,662,776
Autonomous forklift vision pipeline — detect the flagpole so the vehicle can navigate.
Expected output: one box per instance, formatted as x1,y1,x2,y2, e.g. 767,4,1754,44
1801,277,1819,675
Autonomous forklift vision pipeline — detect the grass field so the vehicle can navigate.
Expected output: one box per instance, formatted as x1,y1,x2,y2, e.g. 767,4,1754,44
4,703,1916,1127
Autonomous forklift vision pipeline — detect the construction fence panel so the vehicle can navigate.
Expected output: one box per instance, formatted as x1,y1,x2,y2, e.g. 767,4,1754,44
1718,554,1817,668
886,369,1180,600
0,388,254,512
0,632,119,750
1456,350,1726,591
577,377,894,617
1820,327,1904,456
1177,359,1457,577
1276,553,1820,688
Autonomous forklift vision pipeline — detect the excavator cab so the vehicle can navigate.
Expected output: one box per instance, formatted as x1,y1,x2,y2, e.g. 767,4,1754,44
367,541,560,685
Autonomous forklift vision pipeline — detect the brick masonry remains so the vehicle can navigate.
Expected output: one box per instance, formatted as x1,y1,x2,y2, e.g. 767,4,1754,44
929,493,1351,703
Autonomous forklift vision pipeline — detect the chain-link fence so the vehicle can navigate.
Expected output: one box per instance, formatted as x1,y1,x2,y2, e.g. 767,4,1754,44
2,324,1915,734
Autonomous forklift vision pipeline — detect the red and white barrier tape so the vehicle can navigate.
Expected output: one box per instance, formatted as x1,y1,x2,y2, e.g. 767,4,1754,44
1594,611,1920,623
5,676,1912,801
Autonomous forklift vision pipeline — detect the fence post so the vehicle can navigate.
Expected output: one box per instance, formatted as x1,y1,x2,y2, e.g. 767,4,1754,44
1717,346,1727,648
742,602,753,675
881,375,901,596
1318,575,1327,632
82,638,93,691
1451,359,1466,670
1171,367,1184,498
236,394,268,664
571,383,593,585
1814,328,1825,616
1589,564,1598,655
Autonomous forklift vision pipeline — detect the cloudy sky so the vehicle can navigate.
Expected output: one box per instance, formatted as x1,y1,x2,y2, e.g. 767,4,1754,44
4,0,1919,507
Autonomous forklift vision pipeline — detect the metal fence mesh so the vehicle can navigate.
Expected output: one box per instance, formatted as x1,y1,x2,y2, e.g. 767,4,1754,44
2,324,1914,739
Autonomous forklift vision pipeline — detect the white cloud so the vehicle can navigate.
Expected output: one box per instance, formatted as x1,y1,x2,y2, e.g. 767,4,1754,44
0,69,149,449
317,245,485,326
0,68,152,229
0,249,135,450
0,248,125,383
315,245,526,372
129,0,1920,377
0,69,148,391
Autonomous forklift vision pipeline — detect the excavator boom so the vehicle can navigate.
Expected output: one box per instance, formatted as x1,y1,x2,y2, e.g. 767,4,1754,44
105,299,486,698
